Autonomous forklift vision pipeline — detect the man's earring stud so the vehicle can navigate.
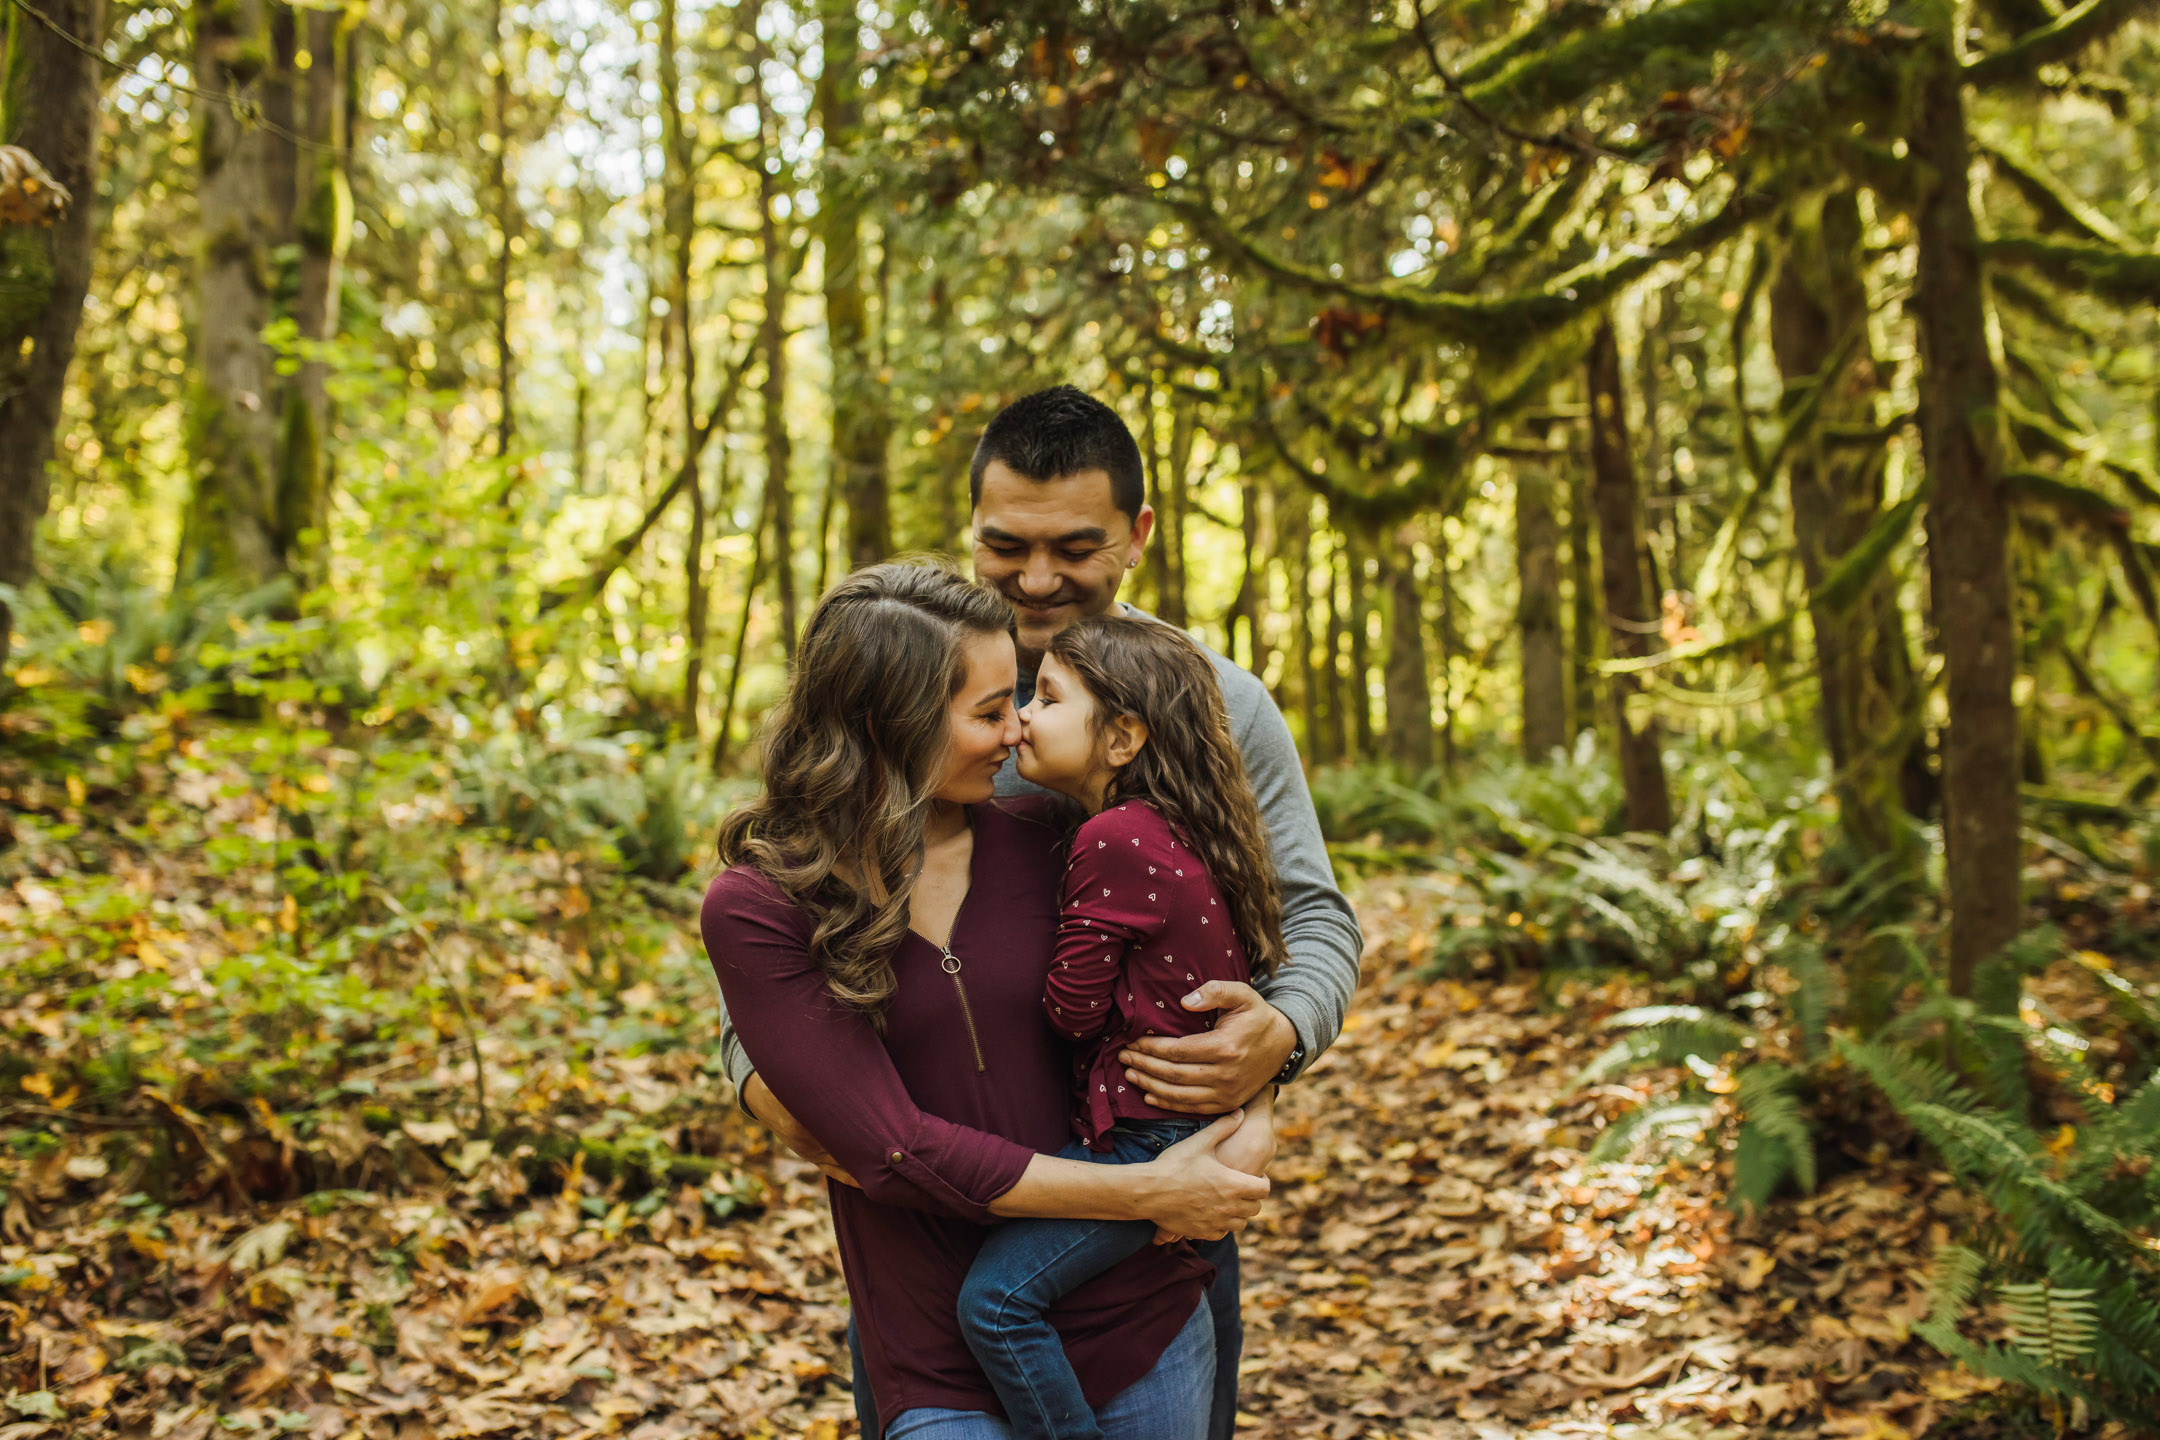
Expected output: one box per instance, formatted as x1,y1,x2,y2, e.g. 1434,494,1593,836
1127,558,1138,569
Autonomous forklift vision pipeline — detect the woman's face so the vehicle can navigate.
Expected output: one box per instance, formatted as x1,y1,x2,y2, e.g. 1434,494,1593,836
1014,653,1100,798
930,630,1022,805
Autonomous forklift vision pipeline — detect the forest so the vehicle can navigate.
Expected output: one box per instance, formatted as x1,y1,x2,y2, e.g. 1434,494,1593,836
4,0,2160,1435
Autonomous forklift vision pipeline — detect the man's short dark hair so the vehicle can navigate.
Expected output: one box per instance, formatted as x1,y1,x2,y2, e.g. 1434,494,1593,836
969,385,1147,522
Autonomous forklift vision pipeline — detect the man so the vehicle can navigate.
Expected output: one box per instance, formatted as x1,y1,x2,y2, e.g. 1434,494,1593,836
717,385,1361,1438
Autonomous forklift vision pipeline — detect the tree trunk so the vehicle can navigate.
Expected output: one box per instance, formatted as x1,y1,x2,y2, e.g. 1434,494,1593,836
817,0,891,571
1588,318,1674,833
1320,528,1348,763
181,0,285,587
757,137,796,658
1158,402,1194,627
1516,460,1568,757
280,4,350,585
1286,491,1321,760
683,458,710,736
1771,189,1926,871
1379,524,1434,771
714,473,772,773
0,0,104,673
1910,40,2023,997
489,0,517,460
1566,440,1599,745
1344,525,1374,758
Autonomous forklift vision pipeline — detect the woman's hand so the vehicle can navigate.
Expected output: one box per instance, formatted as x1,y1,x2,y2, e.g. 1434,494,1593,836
1212,1088,1277,1178
1132,1111,1270,1241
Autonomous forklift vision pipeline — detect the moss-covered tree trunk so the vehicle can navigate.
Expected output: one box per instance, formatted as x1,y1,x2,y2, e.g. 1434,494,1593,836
1588,317,1673,832
1566,436,1600,745
1379,522,1434,771
1771,190,1926,874
0,0,104,674
1516,460,1568,757
281,3,351,585
817,0,891,571
1908,33,2023,997
180,0,286,587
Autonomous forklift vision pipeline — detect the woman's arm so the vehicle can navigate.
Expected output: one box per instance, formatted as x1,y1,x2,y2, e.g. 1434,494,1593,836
730,1041,1268,1237
990,1111,1269,1239
704,875,1036,1224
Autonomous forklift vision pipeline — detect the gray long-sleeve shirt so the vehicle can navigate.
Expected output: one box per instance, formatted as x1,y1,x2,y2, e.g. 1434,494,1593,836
714,605,1362,1091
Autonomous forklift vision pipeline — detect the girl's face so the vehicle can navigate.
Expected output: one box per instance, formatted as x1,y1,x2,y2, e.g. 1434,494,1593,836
1015,653,1104,801
930,630,1021,805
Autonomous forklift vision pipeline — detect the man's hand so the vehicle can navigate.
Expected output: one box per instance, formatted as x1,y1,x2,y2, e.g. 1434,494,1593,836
1119,981,1298,1115
742,1073,860,1189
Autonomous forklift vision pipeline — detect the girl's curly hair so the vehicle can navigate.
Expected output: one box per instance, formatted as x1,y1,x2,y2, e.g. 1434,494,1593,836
1046,613,1285,979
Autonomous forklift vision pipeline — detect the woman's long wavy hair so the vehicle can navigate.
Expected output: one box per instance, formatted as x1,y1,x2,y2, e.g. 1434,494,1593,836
1047,614,1286,979
714,559,1016,1024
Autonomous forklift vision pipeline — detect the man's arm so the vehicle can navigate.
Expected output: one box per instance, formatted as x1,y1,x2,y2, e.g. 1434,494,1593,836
1118,664,1363,1110
1231,674,1362,1071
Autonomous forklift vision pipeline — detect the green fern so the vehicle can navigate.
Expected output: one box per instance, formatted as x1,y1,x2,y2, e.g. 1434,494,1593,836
1587,1100,1716,1164
2001,1283,2100,1368
1731,1063,1815,1212
1571,1006,1751,1091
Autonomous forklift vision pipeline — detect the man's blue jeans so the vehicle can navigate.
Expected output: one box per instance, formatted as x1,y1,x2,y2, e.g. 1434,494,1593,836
846,1128,1244,1439
882,1298,1213,1439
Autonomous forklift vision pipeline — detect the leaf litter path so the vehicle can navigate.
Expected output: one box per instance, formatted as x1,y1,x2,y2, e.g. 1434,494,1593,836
5,872,1974,1440
1231,870,1971,1439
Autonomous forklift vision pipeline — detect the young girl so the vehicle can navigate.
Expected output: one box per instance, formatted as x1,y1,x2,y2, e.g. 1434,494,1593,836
958,613,1286,1440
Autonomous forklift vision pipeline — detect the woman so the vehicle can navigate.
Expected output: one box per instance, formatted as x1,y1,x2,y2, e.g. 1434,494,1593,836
701,560,1266,1439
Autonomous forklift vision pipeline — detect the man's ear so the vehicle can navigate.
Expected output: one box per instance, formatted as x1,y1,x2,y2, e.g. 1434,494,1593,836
1103,713,1150,768
1125,505,1156,566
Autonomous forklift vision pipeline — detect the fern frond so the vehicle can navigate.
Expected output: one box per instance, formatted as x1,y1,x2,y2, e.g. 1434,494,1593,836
1571,1009,1750,1091
1834,1033,1982,1118
1910,1105,2133,1250
1925,1244,1987,1331
1736,1063,1816,1194
2001,1282,2100,1368
1587,1101,1715,1165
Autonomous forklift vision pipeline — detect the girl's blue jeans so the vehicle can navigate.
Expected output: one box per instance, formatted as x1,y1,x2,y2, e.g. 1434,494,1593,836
955,1117,1212,1440
886,1295,1214,1440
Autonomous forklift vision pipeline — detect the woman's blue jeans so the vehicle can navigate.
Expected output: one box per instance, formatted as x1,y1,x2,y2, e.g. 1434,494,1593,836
881,1298,1214,1440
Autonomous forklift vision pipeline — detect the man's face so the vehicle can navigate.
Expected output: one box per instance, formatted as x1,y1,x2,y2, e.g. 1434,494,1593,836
971,461,1155,666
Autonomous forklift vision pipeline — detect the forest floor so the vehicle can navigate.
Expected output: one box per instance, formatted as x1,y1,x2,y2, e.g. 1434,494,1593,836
1,845,2039,1439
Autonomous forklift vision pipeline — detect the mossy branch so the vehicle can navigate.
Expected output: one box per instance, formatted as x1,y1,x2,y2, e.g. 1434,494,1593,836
1962,0,2160,88
1460,0,1789,118
1183,183,1773,345
1982,233,2160,306
1979,139,2128,246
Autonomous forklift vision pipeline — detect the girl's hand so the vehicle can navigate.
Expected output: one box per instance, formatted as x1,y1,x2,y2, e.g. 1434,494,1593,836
1134,1111,1269,1240
1213,1089,1277,1178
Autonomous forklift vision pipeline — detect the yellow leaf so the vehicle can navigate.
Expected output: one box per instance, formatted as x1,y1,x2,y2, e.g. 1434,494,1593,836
21,1073,53,1098
136,939,168,972
77,618,114,645
66,774,86,805
278,894,299,933
2045,1124,2077,1158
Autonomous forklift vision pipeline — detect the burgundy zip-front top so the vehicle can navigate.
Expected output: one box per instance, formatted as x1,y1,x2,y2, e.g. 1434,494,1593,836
1042,800,1254,1148
700,800,1212,1432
